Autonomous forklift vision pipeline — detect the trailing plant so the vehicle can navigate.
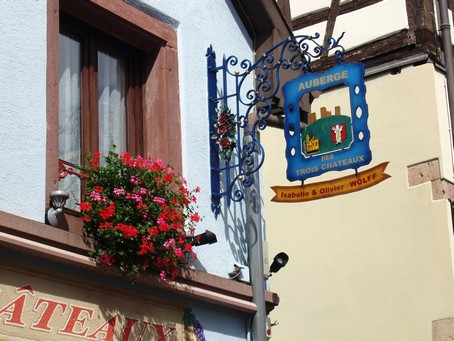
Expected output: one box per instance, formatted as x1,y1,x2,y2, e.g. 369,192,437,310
79,149,201,280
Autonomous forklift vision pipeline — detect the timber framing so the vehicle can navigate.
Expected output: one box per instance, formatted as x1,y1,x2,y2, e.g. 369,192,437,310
296,0,441,73
232,0,292,49
265,0,442,129
292,0,383,31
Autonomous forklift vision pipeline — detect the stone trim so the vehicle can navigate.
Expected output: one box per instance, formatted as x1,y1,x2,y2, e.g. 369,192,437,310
433,317,454,340
407,159,454,200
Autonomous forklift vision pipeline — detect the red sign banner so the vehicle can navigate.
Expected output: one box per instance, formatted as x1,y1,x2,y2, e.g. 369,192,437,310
271,162,390,203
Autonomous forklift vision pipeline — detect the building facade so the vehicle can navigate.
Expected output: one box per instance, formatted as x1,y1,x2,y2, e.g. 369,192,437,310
0,1,291,340
262,0,454,340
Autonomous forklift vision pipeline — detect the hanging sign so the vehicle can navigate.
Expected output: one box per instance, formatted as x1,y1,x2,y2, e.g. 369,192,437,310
274,62,389,202
283,62,372,181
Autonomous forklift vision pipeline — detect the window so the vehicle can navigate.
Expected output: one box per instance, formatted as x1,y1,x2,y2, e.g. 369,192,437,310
58,15,144,209
47,0,183,220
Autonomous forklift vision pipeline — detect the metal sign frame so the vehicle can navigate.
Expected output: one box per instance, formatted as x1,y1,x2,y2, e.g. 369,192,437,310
207,33,346,215
283,62,372,182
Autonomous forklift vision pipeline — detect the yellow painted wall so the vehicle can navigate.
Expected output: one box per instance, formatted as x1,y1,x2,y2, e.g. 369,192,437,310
263,63,454,340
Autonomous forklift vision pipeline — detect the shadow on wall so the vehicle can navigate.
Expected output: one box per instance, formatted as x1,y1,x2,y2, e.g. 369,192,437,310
221,162,260,282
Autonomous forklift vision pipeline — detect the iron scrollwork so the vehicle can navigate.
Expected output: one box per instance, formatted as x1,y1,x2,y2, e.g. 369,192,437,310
207,33,346,215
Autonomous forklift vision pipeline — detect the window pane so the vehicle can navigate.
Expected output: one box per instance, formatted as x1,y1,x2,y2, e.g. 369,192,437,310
98,50,127,158
58,32,81,210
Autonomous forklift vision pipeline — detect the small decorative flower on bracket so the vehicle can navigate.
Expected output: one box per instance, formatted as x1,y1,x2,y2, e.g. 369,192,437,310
211,105,237,162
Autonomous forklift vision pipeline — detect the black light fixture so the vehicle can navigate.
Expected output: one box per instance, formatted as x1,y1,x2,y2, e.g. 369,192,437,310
187,230,217,246
269,252,289,274
46,190,69,227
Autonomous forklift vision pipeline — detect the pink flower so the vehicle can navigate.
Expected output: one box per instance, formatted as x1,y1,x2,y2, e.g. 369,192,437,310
133,156,147,168
90,191,102,202
113,188,125,196
153,196,166,204
160,271,167,280
150,159,166,172
130,175,141,185
126,193,142,203
174,248,184,259
138,187,149,195
163,238,175,250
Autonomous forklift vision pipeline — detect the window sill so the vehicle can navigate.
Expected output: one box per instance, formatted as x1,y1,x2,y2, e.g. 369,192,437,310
0,210,279,313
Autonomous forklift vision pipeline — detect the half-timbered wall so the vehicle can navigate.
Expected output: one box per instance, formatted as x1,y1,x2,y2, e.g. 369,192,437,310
264,1,454,340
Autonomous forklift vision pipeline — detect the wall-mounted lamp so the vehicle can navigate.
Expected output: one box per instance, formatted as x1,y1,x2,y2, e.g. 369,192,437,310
46,190,69,227
187,230,217,246
269,252,289,275
229,263,244,280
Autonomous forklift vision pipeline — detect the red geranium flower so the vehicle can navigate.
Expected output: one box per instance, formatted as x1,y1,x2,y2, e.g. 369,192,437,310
81,148,202,280
79,201,92,212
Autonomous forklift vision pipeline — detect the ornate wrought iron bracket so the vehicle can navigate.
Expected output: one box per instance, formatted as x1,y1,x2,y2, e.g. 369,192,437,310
207,33,346,215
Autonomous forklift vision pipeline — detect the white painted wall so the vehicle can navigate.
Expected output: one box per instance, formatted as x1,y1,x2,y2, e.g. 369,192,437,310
293,0,408,52
333,0,407,50
262,64,454,341
138,2,255,340
145,1,254,282
290,0,331,18
0,1,47,222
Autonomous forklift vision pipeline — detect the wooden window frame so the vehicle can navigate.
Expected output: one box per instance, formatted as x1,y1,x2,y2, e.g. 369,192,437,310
59,14,144,161
47,0,182,231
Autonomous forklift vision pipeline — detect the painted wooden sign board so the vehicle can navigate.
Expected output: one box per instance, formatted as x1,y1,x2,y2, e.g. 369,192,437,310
283,62,372,182
0,267,183,341
271,62,390,203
